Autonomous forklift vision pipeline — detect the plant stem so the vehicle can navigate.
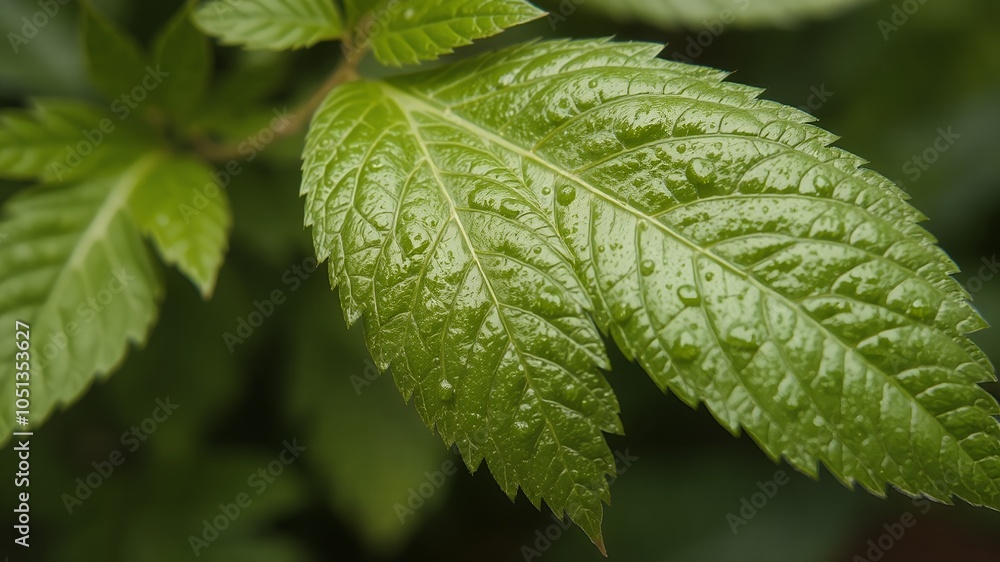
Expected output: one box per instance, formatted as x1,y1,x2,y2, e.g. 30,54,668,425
194,42,364,163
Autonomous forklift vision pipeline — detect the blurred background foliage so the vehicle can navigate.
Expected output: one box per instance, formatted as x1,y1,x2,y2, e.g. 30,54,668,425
2,0,999,560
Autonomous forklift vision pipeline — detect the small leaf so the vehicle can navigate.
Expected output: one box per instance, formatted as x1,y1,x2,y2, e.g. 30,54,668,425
0,156,165,445
129,155,232,297
301,38,1000,546
363,0,546,66
79,1,149,101
193,0,344,51
152,2,212,120
0,99,149,182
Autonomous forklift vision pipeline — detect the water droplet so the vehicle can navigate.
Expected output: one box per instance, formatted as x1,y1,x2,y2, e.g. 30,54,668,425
319,139,332,149
439,379,455,402
541,186,552,196
669,332,700,362
814,174,833,196
676,143,687,154
907,298,936,321
685,158,717,186
499,198,526,219
532,246,543,255
597,244,606,252
611,301,637,323
640,260,656,276
677,285,700,306
704,272,715,282
556,184,577,206
727,325,758,351
588,79,599,89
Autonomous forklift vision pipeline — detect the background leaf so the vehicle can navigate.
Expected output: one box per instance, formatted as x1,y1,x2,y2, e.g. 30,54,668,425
364,0,545,66
0,158,164,445
129,155,232,297
552,0,875,29
152,2,212,121
79,0,149,101
193,0,344,51
0,99,150,183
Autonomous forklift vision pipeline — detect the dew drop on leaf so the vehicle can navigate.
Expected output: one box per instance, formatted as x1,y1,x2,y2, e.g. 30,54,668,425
907,298,936,321
685,158,717,186
556,184,577,206
677,285,701,306
814,174,834,196
640,259,656,276
611,301,637,323
727,325,759,351
669,332,700,362
439,379,455,402
499,198,527,219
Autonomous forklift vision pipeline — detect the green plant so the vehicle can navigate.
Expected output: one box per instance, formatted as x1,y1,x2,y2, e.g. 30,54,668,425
1,0,997,553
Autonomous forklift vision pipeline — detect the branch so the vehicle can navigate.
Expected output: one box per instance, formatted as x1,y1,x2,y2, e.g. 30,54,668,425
193,25,369,163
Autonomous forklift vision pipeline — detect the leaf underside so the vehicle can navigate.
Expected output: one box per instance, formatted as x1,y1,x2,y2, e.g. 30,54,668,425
301,39,1000,546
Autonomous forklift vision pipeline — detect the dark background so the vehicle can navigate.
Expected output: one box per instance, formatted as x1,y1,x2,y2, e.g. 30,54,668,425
2,0,999,560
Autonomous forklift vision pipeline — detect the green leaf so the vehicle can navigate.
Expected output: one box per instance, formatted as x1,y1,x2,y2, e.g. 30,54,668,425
301,39,1000,546
361,0,546,66
302,51,623,550
152,2,212,121
0,99,148,183
565,0,874,28
129,155,232,297
79,1,149,101
193,0,344,51
0,156,165,445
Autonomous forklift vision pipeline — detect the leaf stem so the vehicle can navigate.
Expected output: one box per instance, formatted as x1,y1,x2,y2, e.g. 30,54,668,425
193,29,367,163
